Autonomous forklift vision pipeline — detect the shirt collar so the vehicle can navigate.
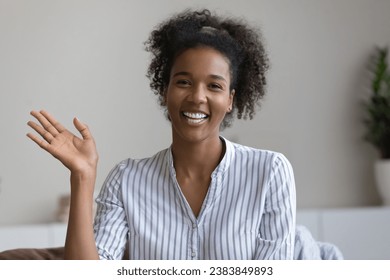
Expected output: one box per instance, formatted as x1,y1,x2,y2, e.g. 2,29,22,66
212,136,234,178
167,136,235,178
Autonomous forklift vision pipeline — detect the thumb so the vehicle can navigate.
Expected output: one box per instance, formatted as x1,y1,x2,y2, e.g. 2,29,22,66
73,117,92,140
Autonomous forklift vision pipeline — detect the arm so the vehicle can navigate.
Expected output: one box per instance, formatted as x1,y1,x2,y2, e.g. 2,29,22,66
93,162,129,260
27,110,99,259
255,153,296,260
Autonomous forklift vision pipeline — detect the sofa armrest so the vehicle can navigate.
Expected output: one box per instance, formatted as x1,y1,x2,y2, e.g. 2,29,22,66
0,247,64,260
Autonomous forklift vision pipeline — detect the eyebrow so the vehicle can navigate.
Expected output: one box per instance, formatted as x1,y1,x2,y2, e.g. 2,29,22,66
172,71,228,83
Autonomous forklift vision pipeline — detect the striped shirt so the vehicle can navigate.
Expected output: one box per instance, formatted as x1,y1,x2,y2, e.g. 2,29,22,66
94,137,296,260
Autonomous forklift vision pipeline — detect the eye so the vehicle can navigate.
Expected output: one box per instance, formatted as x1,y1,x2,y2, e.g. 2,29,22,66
176,79,191,87
209,83,223,91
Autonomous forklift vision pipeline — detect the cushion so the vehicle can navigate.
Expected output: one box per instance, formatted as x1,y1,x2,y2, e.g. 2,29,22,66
0,247,64,260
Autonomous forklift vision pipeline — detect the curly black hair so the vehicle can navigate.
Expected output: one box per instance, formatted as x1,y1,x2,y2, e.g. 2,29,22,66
145,9,269,128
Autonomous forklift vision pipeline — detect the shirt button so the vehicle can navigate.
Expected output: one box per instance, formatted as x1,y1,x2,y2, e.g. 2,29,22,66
191,251,196,257
192,223,197,229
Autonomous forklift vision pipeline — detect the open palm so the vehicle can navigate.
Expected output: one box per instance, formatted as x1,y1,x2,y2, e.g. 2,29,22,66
27,110,98,174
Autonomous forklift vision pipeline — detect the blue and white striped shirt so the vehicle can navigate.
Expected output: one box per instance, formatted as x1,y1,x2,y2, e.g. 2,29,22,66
94,137,296,259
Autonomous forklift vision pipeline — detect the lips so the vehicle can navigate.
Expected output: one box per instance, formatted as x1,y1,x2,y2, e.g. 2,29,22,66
182,111,208,124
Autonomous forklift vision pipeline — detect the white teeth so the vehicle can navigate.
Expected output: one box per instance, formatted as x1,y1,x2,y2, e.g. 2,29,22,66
187,118,204,124
183,112,207,119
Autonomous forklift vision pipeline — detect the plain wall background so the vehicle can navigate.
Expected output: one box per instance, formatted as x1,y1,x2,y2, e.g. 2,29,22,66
0,0,389,225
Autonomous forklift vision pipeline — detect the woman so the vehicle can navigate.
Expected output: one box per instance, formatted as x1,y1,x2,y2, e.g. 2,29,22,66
27,9,296,260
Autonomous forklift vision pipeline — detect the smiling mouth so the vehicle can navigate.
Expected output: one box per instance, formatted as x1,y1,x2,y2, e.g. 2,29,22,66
182,112,208,124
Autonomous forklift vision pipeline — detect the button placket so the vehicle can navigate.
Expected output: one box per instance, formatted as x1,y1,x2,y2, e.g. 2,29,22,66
190,222,198,259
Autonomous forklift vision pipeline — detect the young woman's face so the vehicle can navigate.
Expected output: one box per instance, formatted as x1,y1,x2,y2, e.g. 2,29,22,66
165,46,234,144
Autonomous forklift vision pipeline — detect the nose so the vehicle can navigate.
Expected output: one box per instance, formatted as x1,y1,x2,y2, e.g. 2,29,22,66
187,84,207,104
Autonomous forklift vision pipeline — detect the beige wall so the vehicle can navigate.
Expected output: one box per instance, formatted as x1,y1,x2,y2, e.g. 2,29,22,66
0,0,389,225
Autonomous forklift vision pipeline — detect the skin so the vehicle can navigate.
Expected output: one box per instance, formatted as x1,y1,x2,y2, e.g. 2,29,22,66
27,111,99,259
166,46,234,216
27,46,235,259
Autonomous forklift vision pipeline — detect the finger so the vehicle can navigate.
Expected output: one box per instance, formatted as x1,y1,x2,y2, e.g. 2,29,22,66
27,120,55,143
73,117,92,140
26,132,51,152
30,110,60,137
40,110,67,133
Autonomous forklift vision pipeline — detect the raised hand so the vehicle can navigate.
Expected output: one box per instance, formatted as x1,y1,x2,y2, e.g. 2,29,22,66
28,110,100,259
27,110,98,175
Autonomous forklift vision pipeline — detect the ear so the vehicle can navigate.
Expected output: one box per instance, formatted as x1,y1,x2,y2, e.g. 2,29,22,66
161,90,168,106
227,89,235,112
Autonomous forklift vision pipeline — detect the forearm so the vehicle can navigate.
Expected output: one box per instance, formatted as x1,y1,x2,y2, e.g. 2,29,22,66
64,171,99,260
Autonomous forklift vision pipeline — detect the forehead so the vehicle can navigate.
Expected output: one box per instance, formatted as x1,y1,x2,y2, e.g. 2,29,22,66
171,47,231,79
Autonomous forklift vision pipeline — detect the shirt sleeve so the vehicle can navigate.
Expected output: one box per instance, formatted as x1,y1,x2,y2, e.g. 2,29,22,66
254,153,296,259
93,162,129,260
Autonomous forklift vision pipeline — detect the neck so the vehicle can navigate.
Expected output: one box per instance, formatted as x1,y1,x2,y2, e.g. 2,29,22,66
171,136,224,179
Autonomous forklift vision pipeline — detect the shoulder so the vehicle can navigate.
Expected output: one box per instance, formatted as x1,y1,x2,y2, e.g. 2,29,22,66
223,138,295,183
117,148,169,170
228,139,292,167
106,148,170,181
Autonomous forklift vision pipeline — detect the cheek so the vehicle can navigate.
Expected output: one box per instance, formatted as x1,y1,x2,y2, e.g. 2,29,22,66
212,100,231,119
165,95,181,116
